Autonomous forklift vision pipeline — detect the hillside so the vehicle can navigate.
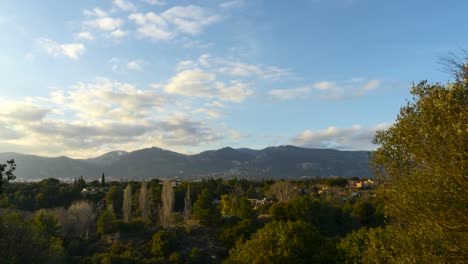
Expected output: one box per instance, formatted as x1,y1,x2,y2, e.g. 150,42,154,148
0,146,373,180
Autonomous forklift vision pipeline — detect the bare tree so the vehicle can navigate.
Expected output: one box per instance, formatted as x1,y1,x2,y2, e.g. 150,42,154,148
266,181,295,202
160,180,174,227
183,184,192,222
139,182,152,224
67,200,96,239
122,184,133,223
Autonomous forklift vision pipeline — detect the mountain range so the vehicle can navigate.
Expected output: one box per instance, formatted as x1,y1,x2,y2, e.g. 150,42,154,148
0,145,373,180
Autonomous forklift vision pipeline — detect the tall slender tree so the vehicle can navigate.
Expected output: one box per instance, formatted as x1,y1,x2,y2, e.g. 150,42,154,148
101,173,105,187
183,184,192,222
122,184,133,223
139,182,152,224
160,180,174,227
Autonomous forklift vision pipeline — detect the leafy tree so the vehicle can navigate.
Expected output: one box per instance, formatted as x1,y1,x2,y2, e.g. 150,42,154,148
226,221,324,264
139,182,152,224
371,59,468,262
151,230,177,257
123,183,133,223
326,177,348,187
160,180,174,227
107,186,124,216
351,200,376,227
192,189,220,226
0,159,15,194
97,209,118,235
67,200,96,239
101,173,105,187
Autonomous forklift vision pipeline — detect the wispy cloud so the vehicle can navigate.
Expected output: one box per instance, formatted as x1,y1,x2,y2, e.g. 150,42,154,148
164,68,253,102
292,123,391,150
269,79,382,101
74,31,94,41
129,5,221,41
37,38,85,60
113,0,137,11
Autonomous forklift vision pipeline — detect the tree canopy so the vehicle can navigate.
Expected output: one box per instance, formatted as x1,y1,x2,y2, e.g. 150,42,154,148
370,60,468,262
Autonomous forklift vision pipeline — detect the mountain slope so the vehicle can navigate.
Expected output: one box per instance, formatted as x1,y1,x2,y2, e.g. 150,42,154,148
0,146,373,180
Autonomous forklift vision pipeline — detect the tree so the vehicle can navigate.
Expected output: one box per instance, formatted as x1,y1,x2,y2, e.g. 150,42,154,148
101,173,105,187
139,182,152,224
97,209,118,235
67,200,96,239
0,159,15,194
151,230,177,257
226,221,325,264
266,181,295,202
160,180,174,228
192,189,220,226
371,59,468,262
183,184,192,222
122,183,133,223
106,186,124,216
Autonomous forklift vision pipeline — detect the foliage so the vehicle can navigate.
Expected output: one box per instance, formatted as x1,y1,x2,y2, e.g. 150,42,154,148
107,186,124,216
97,209,118,234
371,64,468,262
151,230,178,257
0,159,15,194
192,189,221,226
123,184,133,223
326,177,348,187
226,221,325,264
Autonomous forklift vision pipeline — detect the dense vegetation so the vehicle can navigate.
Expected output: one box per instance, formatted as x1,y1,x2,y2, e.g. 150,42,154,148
0,61,466,263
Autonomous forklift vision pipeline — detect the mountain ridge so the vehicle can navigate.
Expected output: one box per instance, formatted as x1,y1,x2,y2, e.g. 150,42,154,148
0,145,373,180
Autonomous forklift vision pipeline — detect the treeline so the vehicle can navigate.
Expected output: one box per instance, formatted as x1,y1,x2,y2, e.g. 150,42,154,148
0,176,381,263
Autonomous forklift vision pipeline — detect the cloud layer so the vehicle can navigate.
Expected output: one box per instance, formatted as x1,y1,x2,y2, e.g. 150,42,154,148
292,123,391,150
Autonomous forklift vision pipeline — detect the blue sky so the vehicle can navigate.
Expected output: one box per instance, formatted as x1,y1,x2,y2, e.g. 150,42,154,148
0,0,465,158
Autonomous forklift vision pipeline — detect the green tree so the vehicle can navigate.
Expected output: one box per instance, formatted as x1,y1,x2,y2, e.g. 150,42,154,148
101,173,105,187
192,189,220,226
0,159,15,194
371,60,468,262
106,186,124,216
151,230,177,257
226,221,325,264
97,209,118,235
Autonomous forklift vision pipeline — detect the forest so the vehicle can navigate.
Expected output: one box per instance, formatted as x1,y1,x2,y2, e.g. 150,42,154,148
0,62,467,263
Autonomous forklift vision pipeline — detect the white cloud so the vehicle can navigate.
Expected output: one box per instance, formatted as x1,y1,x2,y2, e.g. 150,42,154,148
84,8,108,17
165,69,216,97
292,123,391,150
162,5,221,35
37,38,85,60
0,79,224,158
271,78,382,101
126,60,143,70
194,108,225,119
143,0,165,5
313,81,336,90
110,29,128,38
109,58,143,72
129,5,220,41
230,130,249,140
269,87,311,100
197,54,290,80
164,69,253,102
176,60,197,71
361,79,380,91
85,16,124,31
217,81,253,103
220,0,245,9
113,0,137,11
75,31,94,41
0,98,49,122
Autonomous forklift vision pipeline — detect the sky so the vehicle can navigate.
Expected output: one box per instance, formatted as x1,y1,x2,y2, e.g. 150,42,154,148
0,0,466,158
